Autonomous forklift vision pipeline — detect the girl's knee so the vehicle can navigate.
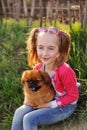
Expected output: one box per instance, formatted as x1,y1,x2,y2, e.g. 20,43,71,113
23,113,35,126
14,106,22,115
23,113,38,130
13,105,27,118
14,105,30,115
23,114,31,124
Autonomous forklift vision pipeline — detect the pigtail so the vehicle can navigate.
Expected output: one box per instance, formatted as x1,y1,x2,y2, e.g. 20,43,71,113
54,31,70,68
59,32,70,61
26,28,39,67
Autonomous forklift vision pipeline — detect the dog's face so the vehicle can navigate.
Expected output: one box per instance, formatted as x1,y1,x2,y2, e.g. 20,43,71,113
25,79,41,92
21,70,52,92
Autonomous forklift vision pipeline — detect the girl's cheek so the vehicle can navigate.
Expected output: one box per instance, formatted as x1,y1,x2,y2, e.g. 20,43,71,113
37,51,42,56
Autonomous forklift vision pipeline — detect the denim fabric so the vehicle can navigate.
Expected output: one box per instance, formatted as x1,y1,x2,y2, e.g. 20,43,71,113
11,104,77,130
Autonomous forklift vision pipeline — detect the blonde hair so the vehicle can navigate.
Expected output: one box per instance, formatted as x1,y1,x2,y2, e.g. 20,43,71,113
26,27,70,67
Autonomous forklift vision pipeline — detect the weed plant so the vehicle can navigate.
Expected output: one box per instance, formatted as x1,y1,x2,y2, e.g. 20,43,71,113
0,19,87,129
69,22,87,78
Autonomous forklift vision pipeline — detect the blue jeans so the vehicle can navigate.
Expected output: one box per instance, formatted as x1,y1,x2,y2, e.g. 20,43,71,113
11,104,77,130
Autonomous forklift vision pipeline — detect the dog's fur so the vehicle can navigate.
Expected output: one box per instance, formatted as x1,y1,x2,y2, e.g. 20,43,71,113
21,70,55,107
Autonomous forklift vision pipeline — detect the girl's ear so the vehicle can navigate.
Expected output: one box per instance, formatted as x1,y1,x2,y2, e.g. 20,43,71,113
56,52,60,58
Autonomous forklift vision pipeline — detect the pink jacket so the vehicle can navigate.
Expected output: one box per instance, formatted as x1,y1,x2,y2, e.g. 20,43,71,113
34,63,79,108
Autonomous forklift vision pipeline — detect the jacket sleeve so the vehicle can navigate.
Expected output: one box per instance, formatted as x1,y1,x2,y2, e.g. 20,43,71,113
54,67,79,107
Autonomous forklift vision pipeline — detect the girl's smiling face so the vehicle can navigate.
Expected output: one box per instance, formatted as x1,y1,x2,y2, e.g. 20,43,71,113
37,32,59,68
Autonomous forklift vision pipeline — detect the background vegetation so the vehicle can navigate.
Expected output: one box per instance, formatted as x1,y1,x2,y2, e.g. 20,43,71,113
0,19,87,130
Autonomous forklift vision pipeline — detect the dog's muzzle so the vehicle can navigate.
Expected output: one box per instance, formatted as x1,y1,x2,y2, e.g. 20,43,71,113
25,79,41,92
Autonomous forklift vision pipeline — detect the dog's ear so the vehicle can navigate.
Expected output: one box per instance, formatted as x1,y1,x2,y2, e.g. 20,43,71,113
21,71,25,85
38,70,51,85
21,70,29,85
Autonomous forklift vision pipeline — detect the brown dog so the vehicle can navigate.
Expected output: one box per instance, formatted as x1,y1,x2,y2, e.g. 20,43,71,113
21,70,55,107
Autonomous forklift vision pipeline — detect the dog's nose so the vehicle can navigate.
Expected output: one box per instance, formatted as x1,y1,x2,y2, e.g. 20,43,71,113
27,80,37,87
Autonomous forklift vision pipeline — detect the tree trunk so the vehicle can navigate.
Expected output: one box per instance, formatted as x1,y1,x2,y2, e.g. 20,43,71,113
29,0,35,26
1,0,6,17
43,0,47,26
0,0,3,22
43,0,46,17
7,0,12,17
83,0,87,31
46,0,53,25
54,0,59,27
79,0,83,25
13,0,21,21
67,0,71,26
23,0,28,17
39,0,43,27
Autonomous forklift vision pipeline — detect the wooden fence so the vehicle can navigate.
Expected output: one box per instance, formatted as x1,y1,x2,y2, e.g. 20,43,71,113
0,0,87,29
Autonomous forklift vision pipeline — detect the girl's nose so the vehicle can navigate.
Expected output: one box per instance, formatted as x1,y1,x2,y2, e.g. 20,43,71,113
42,49,48,56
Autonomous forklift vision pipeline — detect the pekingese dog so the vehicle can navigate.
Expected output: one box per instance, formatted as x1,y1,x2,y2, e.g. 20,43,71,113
21,70,55,107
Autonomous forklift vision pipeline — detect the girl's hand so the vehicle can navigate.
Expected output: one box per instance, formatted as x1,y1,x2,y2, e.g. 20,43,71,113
23,96,50,108
35,103,50,109
24,101,34,107
23,96,33,106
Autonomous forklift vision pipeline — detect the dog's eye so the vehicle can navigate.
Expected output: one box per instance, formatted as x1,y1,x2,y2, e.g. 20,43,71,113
25,79,41,84
31,80,41,84
35,80,40,83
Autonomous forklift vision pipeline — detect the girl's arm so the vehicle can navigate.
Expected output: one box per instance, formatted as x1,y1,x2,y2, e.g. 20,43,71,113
49,67,79,108
23,96,29,105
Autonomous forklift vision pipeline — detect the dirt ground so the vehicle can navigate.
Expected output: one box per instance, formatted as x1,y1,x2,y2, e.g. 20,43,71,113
0,119,87,130
38,119,87,130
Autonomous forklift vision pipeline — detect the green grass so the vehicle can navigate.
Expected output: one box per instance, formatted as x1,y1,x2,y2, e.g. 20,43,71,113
0,19,87,130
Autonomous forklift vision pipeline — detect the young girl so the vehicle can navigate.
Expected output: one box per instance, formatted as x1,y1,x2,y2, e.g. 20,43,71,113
11,27,79,130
